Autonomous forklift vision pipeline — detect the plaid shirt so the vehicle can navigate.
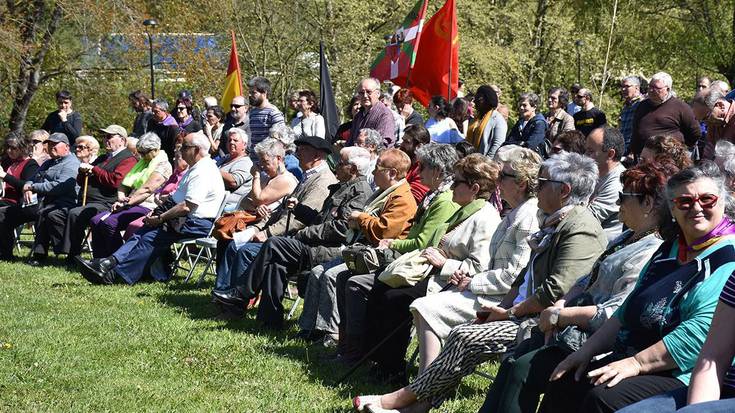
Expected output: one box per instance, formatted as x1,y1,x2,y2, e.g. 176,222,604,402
619,95,643,153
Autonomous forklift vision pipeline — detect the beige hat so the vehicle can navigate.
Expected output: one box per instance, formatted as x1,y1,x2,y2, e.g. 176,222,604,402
99,125,128,138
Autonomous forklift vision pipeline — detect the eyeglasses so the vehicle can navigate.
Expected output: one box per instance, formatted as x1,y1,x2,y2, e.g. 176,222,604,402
181,143,198,150
671,193,719,210
538,177,566,188
75,145,89,150
575,94,586,99
648,84,667,92
105,134,120,140
230,104,245,109
176,106,187,111
500,171,517,180
32,139,45,144
357,89,376,96
617,191,644,205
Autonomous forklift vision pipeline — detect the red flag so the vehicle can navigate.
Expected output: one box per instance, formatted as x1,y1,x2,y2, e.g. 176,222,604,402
369,0,428,87
221,31,243,109
408,0,459,107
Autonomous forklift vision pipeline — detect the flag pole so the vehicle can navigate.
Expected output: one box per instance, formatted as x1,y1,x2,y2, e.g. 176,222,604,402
446,0,454,100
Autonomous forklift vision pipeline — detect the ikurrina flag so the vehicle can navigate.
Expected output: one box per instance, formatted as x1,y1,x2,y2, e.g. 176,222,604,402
408,0,459,107
221,31,243,109
369,0,428,87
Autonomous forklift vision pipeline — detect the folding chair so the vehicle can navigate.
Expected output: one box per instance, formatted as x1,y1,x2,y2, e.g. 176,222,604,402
285,277,302,320
14,223,35,254
172,196,228,280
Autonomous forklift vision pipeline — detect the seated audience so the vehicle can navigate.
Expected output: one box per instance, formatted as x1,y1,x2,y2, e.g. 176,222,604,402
88,132,172,258
217,128,253,211
269,123,303,182
0,133,79,261
78,132,225,285
361,153,503,381
585,126,626,241
480,160,673,413
398,124,431,204
0,133,40,208
31,125,136,265
210,136,336,320
74,135,99,164
539,161,735,412
297,148,420,340
213,146,373,326
203,105,225,156
29,130,51,166
506,92,548,154
409,147,542,375
354,128,384,188
354,152,607,412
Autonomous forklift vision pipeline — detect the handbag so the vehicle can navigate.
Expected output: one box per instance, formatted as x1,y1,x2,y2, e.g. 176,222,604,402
212,210,258,241
342,244,399,275
377,249,433,288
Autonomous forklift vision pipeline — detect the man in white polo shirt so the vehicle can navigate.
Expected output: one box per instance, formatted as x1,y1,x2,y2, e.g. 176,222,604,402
78,131,225,285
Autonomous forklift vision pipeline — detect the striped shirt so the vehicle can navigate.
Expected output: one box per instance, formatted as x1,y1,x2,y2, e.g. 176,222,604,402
248,105,285,148
719,273,735,390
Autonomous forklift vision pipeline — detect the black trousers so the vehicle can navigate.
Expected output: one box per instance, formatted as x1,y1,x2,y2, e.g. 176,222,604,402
0,203,41,258
537,354,685,413
240,236,309,327
34,202,108,257
364,277,429,375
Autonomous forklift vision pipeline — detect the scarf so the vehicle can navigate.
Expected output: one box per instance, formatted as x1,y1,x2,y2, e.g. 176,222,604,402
466,110,494,149
417,177,453,220
527,204,575,252
430,198,488,248
346,178,407,243
121,150,168,189
677,216,735,262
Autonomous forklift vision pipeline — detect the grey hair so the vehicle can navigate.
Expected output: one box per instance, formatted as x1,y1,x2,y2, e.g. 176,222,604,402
189,131,211,155
358,77,381,93
543,152,599,206
599,126,625,162
341,146,372,176
29,130,49,141
416,143,459,178
75,135,100,155
715,140,735,160
227,127,250,146
650,72,673,89
203,96,218,108
137,132,161,152
518,92,540,108
704,89,726,110
622,76,640,87
255,137,285,159
711,80,731,95
659,161,735,241
359,128,384,152
151,98,169,112
269,124,296,153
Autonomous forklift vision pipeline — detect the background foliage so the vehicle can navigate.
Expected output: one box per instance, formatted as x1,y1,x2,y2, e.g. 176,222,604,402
0,0,733,137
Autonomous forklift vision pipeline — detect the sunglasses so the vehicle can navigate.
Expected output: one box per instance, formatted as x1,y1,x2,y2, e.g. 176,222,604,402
537,177,565,187
230,104,245,109
617,191,643,205
75,145,89,150
32,139,45,144
176,106,187,111
181,144,198,150
671,193,719,210
451,179,473,189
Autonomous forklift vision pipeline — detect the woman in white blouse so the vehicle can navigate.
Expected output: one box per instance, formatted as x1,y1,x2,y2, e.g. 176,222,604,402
290,89,326,139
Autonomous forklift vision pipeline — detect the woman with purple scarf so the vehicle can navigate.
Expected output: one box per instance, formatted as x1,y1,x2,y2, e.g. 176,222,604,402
541,161,735,413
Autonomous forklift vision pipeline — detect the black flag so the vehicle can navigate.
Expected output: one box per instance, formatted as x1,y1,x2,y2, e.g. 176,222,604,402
320,41,340,141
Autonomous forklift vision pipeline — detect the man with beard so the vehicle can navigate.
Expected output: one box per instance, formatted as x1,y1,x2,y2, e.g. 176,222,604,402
247,77,285,152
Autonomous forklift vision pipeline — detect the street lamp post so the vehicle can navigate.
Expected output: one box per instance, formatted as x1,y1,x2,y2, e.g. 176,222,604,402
143,19,158,99
575,40,583,85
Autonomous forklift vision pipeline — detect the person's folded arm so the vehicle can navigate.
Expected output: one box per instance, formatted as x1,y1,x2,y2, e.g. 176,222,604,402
127,172,167,206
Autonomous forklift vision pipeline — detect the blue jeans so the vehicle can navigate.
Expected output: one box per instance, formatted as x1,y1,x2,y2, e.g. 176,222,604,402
213,241,263,294
618,387,735,413
112,217,213,284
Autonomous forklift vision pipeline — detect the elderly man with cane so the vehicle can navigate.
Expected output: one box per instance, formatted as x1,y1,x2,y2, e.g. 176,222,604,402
29,125,136,266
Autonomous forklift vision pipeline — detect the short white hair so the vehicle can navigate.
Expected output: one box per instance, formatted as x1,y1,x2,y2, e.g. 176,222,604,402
711,80,731,95
650,72,673,89
227,128,250,146
341,146,372,176
203,96,218,108
189,131,211,155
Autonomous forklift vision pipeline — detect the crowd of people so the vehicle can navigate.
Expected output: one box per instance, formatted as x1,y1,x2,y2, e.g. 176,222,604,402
2,70,735,413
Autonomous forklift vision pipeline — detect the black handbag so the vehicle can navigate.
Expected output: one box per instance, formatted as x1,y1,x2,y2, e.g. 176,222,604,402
342,244,400,274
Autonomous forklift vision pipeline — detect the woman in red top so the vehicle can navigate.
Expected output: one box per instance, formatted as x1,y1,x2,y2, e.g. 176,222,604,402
0,133,40,207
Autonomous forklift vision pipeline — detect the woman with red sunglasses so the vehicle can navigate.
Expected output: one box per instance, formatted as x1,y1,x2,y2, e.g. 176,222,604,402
541,161,735,413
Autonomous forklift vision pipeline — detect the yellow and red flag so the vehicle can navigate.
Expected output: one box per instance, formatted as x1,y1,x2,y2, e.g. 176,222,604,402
221,31,243,109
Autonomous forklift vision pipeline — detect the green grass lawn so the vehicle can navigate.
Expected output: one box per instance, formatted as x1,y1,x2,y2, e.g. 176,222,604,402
0,251,497,412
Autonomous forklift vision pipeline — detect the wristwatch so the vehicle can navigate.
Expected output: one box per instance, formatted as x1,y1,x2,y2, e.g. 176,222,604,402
506,307,519,322
548,307,561,327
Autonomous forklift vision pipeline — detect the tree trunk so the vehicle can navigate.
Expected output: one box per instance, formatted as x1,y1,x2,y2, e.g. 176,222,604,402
8,2,63,135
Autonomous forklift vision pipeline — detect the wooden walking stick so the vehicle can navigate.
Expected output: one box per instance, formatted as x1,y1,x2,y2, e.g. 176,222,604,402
82,173,89,206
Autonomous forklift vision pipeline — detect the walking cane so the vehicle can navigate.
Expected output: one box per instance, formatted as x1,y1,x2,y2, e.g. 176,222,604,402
335,283,454,385
81,173,90,206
